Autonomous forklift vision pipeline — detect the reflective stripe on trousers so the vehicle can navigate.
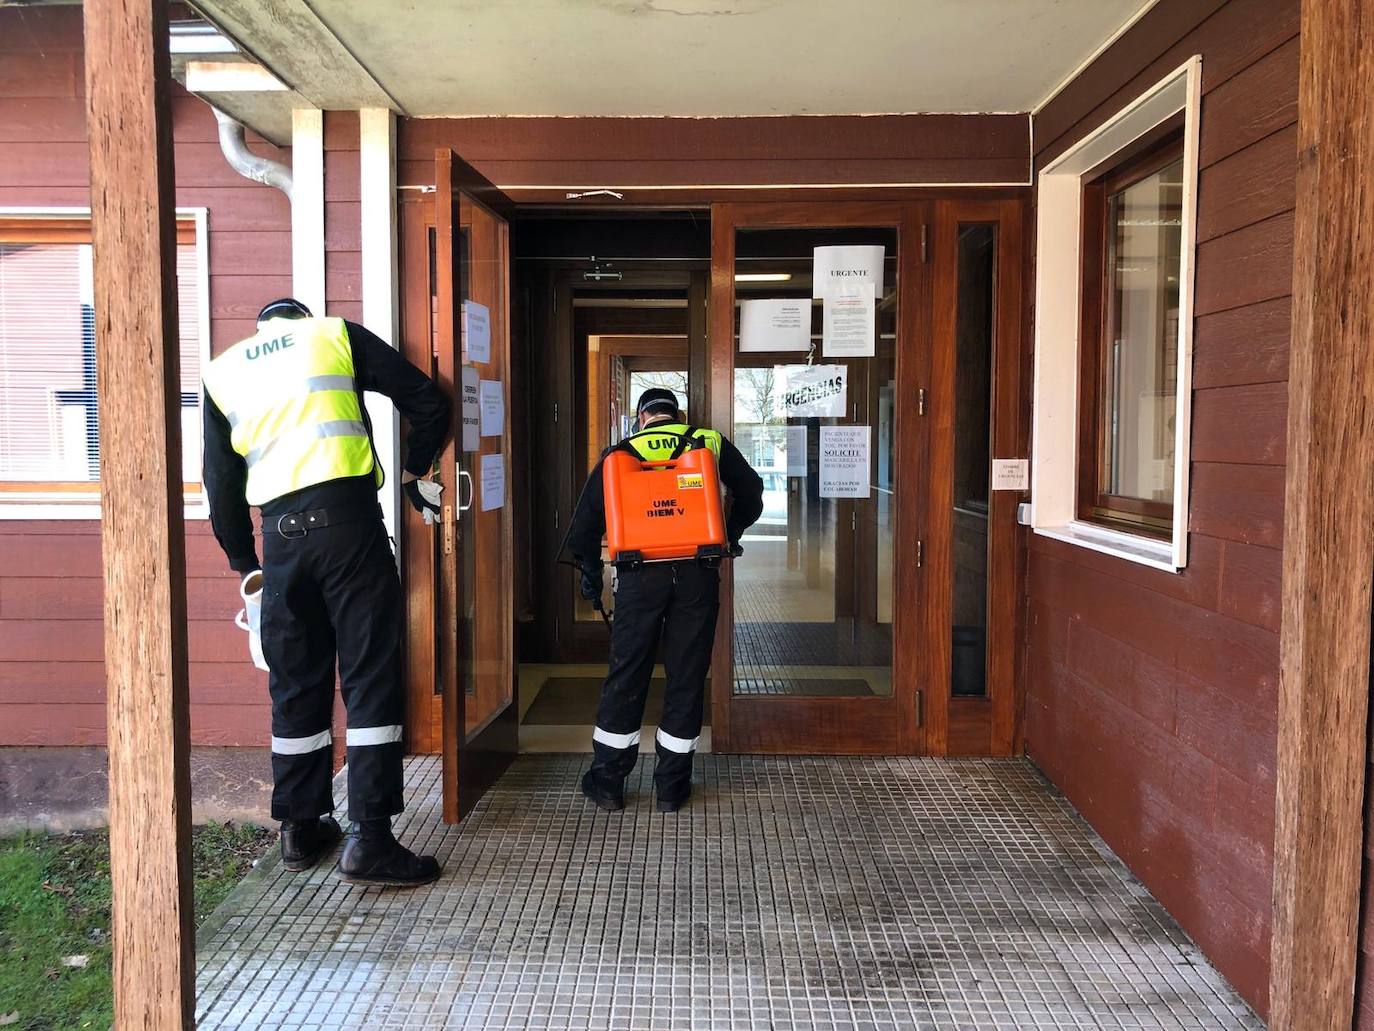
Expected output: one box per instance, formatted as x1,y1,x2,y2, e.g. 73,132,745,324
271,729,332,755
655,727,699,754
592,727,641,750
346,725,403,746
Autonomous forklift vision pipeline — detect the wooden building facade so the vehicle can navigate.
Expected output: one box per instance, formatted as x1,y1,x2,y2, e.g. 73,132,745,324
3,1,1372,1027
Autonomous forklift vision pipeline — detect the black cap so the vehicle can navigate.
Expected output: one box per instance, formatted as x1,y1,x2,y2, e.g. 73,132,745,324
636,388,679,419
257,297,313,323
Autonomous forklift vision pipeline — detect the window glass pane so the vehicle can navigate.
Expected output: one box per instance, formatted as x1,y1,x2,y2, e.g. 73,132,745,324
0,241,91,481
1100,156,1183,509
952,224,995,698
0,232,203,488
731,226,897,698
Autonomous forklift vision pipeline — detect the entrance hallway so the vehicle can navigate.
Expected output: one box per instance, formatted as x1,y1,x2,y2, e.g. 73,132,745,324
195,757,1259,1029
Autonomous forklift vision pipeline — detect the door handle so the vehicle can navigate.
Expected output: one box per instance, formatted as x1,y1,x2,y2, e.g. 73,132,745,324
456,468,475,516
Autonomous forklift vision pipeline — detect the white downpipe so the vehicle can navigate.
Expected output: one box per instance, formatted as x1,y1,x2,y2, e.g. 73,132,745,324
291,108,326,318
211,108,293,200
359,108,402,546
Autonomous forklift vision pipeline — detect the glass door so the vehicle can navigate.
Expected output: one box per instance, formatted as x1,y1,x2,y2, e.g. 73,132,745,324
708,203,927,754
434,149,517,821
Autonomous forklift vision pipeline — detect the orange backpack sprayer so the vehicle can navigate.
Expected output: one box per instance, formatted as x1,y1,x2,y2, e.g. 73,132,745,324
603,429,728,566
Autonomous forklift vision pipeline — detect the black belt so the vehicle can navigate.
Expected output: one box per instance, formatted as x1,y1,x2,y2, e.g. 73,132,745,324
263,500,382,538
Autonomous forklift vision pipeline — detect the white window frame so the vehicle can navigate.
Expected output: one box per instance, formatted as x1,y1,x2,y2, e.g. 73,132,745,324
1029,57,1201,573
0,206,211,521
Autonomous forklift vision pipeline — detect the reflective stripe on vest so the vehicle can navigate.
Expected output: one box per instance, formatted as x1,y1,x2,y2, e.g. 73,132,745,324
624,423,721,462
203,316,379,506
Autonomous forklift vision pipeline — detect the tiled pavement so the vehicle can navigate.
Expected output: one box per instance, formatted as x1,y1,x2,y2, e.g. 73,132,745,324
195,755,1263,1030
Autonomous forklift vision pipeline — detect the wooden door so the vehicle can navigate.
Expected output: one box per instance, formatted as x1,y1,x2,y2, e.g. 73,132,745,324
927,199,1026,757
433,149,518,822
708,202,928,754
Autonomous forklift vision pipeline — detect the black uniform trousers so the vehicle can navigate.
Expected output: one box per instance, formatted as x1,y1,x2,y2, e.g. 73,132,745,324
260,513,405,822
588,560,720,802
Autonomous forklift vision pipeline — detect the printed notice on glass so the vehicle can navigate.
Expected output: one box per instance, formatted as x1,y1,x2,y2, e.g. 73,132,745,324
819,425,870,498
812,244,885,300
739,298,811,353
822,282,875,358
461,367,480,452
785,425,808,477
479,452,505,511
780,364,846,419
479,379,503,437
462,301,491,363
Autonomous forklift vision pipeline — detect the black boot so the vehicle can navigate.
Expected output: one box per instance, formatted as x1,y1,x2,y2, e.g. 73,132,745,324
280,815,342,872
655,785,691,813
338,825,441,888
581,769,625,811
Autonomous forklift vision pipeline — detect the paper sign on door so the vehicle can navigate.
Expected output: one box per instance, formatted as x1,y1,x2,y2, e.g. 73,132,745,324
785,425,808,477
823,282,875,358
812,245,885,300
780,364,847,419
463,301,491,363
479,379,503,437
990,458,1029,491
819,425,870,498
461,367,480,452
479,452,505,511
739,298,811,353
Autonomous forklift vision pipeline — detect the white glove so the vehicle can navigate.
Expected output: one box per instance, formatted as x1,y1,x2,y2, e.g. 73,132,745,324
233,570,269,672
418,479,443,525
404,477,445,526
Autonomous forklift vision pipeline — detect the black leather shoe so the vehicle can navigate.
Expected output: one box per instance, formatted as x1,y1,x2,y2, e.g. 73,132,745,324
337,834,441,888
655,787,690,813
581,770,625,811
280,816,342,872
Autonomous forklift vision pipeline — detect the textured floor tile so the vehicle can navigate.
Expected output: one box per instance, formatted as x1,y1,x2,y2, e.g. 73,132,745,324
196,755,1263,1030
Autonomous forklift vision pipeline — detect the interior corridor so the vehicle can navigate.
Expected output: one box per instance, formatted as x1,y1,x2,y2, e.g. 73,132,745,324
195,756,1260,1030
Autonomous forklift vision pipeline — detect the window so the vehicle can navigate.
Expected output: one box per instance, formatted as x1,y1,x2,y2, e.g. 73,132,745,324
0,211,208,516
1078,128,1184,539
1030,57,1200,572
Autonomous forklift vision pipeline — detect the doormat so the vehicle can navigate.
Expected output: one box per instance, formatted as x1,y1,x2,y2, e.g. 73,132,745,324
732,678,875,697
522,677,714,727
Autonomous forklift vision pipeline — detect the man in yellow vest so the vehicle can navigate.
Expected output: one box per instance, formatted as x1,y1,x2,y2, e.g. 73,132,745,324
566,388,763,812
203,298,449,887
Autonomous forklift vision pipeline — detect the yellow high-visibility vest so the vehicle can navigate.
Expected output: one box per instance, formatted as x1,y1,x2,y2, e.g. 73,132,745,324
203,316,378,506
623,423,721,462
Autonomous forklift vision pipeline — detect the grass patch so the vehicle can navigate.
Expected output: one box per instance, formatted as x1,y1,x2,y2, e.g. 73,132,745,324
0,822,274,1031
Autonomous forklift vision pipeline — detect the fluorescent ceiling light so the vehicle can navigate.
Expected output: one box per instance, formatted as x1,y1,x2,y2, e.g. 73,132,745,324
734,273,792,283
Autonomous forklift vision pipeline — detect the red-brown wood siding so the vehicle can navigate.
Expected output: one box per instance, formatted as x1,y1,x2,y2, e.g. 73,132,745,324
1028,0,1297,1016
324,110,362,323
0,5,291,746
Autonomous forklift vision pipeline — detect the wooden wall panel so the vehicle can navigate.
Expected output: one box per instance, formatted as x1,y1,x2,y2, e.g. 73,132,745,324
0,7,295,749
1028,0,1298,1017
0,5,292,359
399,114,1030,203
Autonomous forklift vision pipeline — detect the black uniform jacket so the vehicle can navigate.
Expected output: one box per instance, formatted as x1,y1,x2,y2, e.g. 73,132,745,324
566,425,765,567
203,320,451,573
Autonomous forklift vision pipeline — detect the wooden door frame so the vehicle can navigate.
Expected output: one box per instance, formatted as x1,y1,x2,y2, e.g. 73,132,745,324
928,198,1026,757
401,150,520,820
708,200,928,755
399,192,444,753
537,265,708,663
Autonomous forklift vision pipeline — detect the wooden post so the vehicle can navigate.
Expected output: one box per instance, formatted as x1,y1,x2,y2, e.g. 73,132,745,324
83,1,196,1026
1270,1,1374,1027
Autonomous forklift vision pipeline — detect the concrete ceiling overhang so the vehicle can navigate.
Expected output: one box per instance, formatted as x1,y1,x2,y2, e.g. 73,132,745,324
189,0,1156,119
